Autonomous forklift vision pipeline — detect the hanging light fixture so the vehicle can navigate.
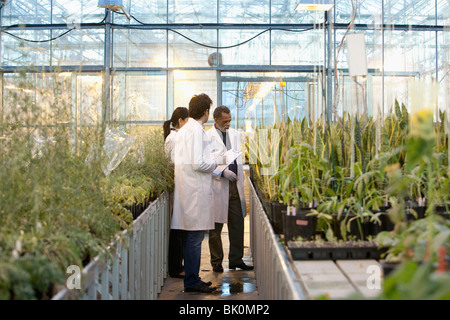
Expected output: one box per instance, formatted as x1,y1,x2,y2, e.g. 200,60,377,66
295,0,334,11
98,0,130,19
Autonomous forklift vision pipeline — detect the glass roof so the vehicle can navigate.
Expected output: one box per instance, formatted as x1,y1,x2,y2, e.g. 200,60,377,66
0,1,448,125
1,0,448,26
0,1,447,69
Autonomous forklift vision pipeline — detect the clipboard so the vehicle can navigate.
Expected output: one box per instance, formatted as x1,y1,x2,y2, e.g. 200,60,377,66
212,150,242,176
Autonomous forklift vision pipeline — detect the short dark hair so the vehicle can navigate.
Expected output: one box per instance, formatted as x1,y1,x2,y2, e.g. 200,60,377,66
213,105,231,120
188,94,213,120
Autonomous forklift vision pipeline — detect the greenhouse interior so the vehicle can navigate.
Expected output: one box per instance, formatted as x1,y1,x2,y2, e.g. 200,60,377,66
0,0,449,302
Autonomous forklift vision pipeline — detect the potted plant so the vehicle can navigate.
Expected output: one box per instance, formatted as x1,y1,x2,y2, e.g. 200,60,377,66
276,142,329,241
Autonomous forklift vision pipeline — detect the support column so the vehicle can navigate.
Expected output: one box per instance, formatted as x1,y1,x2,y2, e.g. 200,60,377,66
103,10,112,127
326,11,334,126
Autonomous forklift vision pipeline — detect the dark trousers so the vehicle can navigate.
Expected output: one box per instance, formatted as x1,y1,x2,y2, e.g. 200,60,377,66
168,192,184,277
183,230,205,288
168,229,184,276
209,181,244,267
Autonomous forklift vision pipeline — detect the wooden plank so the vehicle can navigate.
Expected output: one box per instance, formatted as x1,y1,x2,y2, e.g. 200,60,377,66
336,260,383,298
294,261,357,299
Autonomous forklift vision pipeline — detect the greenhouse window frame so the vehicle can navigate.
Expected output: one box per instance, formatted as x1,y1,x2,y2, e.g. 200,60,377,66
1,1,448,128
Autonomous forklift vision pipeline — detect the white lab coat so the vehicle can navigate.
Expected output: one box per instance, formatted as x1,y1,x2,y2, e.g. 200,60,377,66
206,126,247,224
164,129,178,162
171,118,217,231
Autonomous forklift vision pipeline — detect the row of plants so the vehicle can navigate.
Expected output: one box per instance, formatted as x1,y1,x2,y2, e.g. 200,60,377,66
249,100,449,271
105,128,174,220
0,73,173,299
0,125,173,300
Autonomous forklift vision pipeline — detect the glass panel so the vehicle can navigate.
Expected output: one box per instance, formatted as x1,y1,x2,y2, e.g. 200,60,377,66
52,0,105,24
438,30,449,112
436,0,449,25
114,0,168,24
1,0,52,24
3,72,73,126
3,73,37,125
169,29,217,68
35,73,73,125
384,76,410,113
1,30,51,67
219,29,270,66
370,76,384,117
219,0,269,24
112,72,167,122
283,81,308,121
168,0,217,24
339,74,381,119
335,0,382,25
271,29,324,66
77,75,104,125
384,0,436,25
173,70,217,117
113,29,167,68
384,30,436,77
222,72,312,129
52,29,105,66
271,0,324,24
39,73,71,124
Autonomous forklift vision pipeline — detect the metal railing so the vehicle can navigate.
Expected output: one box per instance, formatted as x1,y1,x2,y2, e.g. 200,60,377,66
52,192,170,300
248,179,308,300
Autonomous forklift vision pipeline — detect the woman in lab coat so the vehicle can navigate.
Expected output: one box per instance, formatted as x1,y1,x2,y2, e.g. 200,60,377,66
171,94,221,293
164,107,189,161
163,107,189,278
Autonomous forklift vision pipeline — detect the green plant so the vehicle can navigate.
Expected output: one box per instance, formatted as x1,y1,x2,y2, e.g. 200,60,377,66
249,125,283,202
0,125,127,299
0,71,172,299
106,128,174,208
378,260,450,300
276,142,329,208
0,254,65,300
376,215,450,264
345,260,450,300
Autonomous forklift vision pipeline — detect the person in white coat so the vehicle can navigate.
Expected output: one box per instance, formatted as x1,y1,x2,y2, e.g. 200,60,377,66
164,107,189,161
172,94,223,293
163,107,189,279
206,106,253,272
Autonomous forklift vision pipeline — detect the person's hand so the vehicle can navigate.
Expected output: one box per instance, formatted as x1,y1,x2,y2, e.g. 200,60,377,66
223,169,237,182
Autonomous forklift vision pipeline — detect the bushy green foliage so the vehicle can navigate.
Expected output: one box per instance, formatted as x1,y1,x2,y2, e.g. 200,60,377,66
379,260,450,300
0,126,121,299
106,128,174,207
0,72,173,299
377,215,450,264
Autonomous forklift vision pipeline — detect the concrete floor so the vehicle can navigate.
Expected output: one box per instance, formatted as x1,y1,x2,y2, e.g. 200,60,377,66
157,216,259,300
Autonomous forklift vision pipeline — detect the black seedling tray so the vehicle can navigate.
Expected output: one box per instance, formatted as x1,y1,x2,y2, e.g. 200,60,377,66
287,241,387,260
